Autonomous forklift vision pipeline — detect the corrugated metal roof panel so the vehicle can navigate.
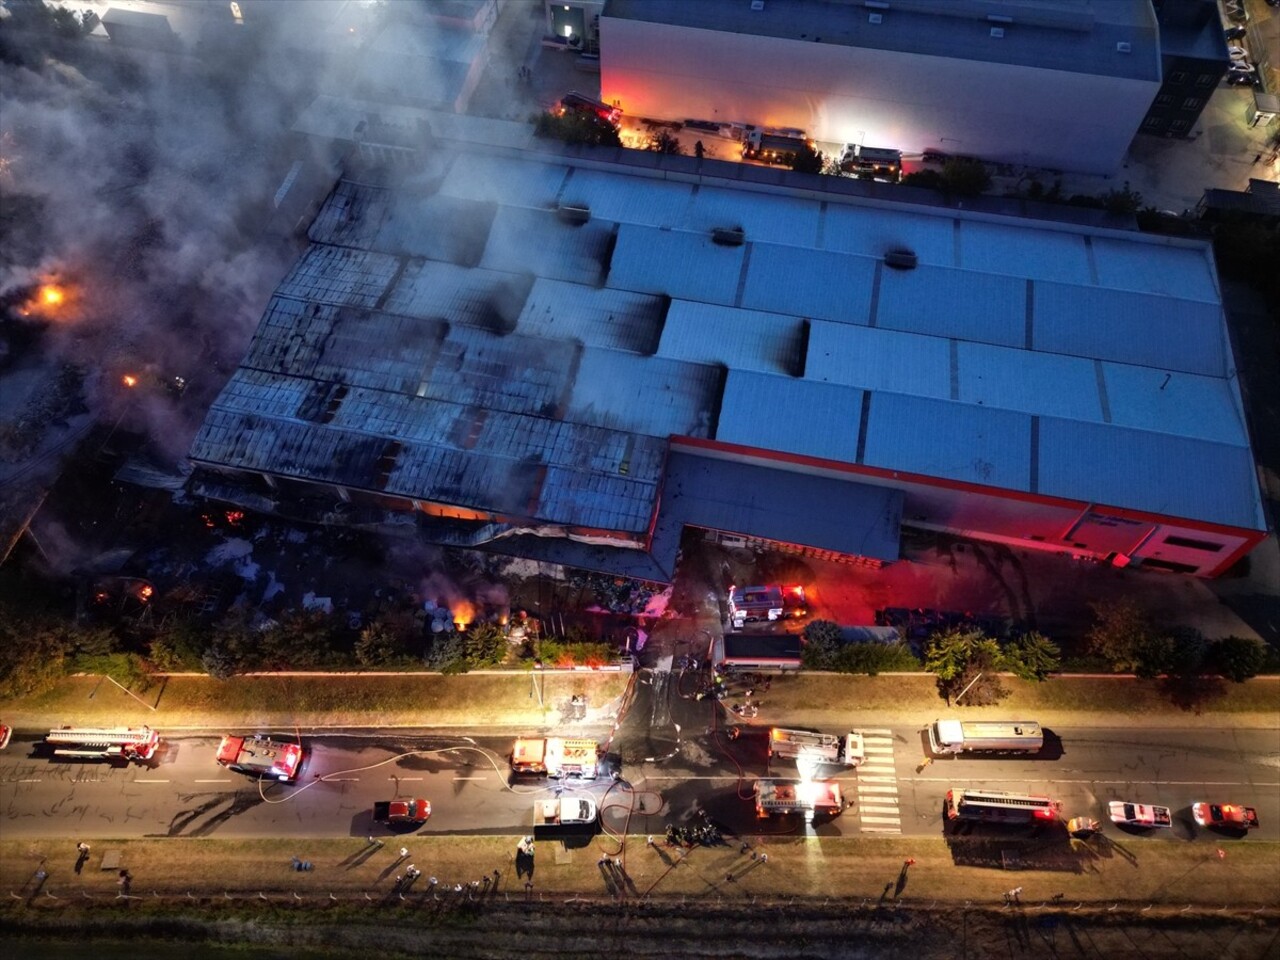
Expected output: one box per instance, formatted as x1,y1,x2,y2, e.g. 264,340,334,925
806,320,951,399
607,224,744,304
741,243,875,324
681,185,820,247
308,181,390,248
381,259,513,326
1091,237,1218,301
717,369,863,464
877,264,1025,346
1101,363,1248,445
822,204,954,264
438,153,567,207
657,300,805,374
537,464,657,533
276,245,400,307
479,206,614,285
956,341,1102,421
957,221,1091,284
567,348,720,438
1038,418,1263,528
864,393,1033,491
1033,281,1225,376
516,278,667,352
373,193,496,264
559,169,692,227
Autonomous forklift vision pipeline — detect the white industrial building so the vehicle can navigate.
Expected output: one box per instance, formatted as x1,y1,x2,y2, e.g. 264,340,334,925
598,0,1162,175
189,136,1266,580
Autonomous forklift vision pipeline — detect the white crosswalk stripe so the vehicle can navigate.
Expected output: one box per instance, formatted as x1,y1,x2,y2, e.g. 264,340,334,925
854,729,902,834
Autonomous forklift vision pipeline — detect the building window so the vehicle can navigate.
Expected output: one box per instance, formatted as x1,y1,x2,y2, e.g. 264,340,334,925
1163,535,1224,552
1170,118,1190,133
1142,557,1200,574
1195,73,1215,87
1181,96,1202,110
1143,115,1164,129
1155,93,1174,106
1168,70,1187,83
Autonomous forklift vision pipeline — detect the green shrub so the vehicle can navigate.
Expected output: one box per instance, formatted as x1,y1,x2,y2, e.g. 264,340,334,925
1211,635,1267,682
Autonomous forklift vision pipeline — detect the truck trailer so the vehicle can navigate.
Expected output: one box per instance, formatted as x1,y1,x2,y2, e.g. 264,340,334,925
928,719,1043,756
533,796,598,826
768,728,864,767
511,737,600,779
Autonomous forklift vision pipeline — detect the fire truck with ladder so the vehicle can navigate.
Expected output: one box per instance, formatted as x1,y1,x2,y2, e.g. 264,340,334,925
43,725,160,763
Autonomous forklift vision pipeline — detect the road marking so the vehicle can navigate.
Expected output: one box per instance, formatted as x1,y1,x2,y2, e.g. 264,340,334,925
861,825,903,833
857,775,898,783
194,779,231,783
393,777,424,781
328,777,359,782
860,815,902,824
861,806,902,815
863,746,895,754
16,779,41,783
858,785,901,794
859,765,896,774
135,779,169,783
453,776,487,781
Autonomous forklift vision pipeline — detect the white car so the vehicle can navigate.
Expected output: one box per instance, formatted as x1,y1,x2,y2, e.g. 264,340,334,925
1108,801,1171,828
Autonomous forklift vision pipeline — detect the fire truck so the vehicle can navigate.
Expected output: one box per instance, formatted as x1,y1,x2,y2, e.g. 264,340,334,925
511,737,600,779
728,584,808,631
216,734,304,782
768,728,865,767
43,725,160,763
753,778,844,818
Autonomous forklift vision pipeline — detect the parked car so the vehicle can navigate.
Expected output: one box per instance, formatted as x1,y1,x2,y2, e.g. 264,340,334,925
1224,25,1246,40
1192,802,1259,830
1108,801,1172,828
1227,46,1249,59
0,723,11,750
1226,72,1261,87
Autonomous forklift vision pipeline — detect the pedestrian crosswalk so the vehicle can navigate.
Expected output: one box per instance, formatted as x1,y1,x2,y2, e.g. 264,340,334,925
855,729,901,834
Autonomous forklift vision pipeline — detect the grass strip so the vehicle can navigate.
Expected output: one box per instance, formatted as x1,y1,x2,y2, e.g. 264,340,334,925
3,835,1276,907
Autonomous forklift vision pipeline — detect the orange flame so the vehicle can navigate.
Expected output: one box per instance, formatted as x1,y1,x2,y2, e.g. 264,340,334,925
139,584,154,600
40,285,65,307
225,510,244,526
122,374,138,388
452,600,477,629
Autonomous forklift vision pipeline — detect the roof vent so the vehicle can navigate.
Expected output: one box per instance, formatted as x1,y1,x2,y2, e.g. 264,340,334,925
884,248,918,270
557,202,591,225
712,226,746,246
990,26,1005,38
868,12,883,23
1116,41,1131,53
751,0,764,10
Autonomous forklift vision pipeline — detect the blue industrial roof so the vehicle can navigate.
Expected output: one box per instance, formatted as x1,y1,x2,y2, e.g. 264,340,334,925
192,143,1264,562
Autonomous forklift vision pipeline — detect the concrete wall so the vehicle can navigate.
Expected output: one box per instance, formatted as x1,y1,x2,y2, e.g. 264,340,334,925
600,18,1159,174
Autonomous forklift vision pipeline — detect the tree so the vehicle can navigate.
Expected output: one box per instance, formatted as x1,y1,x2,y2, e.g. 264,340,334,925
148,618,210,672
924,627,1007,705
425,629,467,673
533,111,622,148
355,621,405,668
462,622,508,668
1086,598,1157,673
1211,635,1267,682
1100,183,1144,215
801,619,842,670
999,631,1060,681
201,642,238,681
648,130,683,155
0,617,72,699
832,641,918,676
259,610,339,669
901,169,945,191
940,158,991,197
789,144,824,175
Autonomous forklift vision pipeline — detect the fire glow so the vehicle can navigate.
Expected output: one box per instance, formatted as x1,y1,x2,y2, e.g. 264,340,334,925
122,374,139,388
452,600,477,630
